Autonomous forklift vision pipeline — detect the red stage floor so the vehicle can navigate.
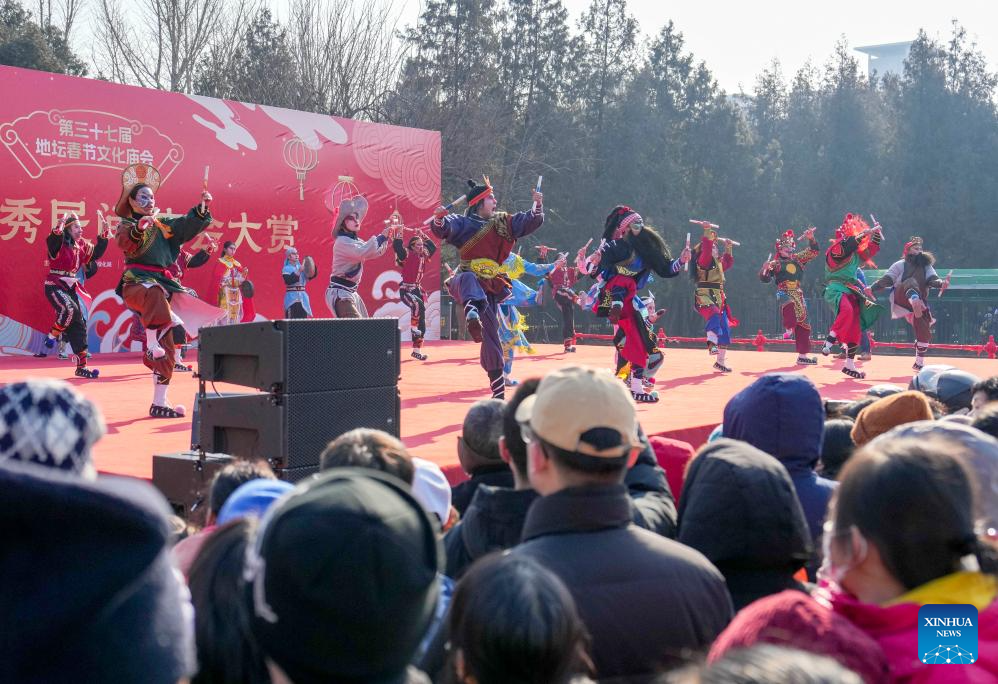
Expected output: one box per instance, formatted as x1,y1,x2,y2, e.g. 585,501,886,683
1,341,994,482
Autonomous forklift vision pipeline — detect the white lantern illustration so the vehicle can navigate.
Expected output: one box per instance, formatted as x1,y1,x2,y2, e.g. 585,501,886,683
282,136,319,201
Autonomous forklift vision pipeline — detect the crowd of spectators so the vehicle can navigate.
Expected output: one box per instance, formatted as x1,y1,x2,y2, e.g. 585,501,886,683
1,361,997,683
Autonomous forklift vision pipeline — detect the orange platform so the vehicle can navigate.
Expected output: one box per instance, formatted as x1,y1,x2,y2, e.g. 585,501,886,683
1,341,993,482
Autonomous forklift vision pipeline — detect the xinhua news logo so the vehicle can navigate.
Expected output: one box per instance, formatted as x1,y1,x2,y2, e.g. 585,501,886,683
918,604,978,665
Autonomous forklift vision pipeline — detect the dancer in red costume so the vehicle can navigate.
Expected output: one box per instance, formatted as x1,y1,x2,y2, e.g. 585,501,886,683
821,214,883,379
691,222,737,373
391,210,437,361
760,227,820,365
36,212,110,378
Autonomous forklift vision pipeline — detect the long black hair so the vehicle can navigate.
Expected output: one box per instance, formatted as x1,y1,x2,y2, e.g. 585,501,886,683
188,518,271,684
448,553,592,684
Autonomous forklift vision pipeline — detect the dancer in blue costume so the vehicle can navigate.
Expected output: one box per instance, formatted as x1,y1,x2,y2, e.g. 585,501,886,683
497,252,559,386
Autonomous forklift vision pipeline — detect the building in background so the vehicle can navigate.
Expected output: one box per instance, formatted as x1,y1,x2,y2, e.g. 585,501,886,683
855,41,913,79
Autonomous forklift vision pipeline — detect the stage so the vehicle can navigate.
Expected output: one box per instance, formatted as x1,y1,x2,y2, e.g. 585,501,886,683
1,341,994,483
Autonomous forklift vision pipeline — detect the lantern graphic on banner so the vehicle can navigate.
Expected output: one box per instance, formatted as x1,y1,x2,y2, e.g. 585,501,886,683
282,136,318,201
325,175,363,221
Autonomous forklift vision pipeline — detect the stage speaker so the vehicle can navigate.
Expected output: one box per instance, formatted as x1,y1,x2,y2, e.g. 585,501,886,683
198,319,400,393
196,387,401,469
152,451,233,521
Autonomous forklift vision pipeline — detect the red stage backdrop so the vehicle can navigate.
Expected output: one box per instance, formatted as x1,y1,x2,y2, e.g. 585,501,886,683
0,66,441,356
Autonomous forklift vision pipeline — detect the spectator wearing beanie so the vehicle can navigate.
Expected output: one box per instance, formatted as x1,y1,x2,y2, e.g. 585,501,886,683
511,366,732,679
0,461,195,683
708,591,888,684
246,469,440,684
678,439,813,611
172,459,276,576
452,399,512,515
722,373,835,546
0,378,106,478
411,457,454,530
850,390,933,447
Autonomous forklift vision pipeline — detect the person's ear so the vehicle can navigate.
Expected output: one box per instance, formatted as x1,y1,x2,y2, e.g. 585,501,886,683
498,436,512,465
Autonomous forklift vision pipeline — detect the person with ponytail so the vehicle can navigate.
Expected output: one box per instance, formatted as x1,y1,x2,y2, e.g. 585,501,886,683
816,434,998,681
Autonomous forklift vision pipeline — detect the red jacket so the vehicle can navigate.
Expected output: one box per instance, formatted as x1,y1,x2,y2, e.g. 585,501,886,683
829,575,998,683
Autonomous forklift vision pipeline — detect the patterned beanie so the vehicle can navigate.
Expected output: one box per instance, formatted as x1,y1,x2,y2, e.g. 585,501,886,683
0,379,106,478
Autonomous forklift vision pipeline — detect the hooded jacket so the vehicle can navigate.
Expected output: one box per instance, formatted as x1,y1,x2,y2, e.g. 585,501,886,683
678,440,813,611
722,373,837,543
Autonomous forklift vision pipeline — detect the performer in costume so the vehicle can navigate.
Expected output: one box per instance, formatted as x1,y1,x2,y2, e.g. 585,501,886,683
36,212,109,378
759,227,820,365
392,213,437,360
821,213,883,379
540,251,583,353
869,236,950,371
282,247,316,318
430,177,544,400
691,223,737,373
589,206,690,401
212,241,248,325
114,163,220,418
498,251,558,386
614,293,667,398
326,196,389,318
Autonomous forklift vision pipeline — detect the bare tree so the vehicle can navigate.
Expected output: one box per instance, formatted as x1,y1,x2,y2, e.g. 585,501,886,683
36,0,83,42
287,0,407,121
92,0,251,92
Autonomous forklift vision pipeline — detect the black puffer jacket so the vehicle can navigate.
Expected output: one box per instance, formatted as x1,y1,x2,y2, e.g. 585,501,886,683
677,439,813,611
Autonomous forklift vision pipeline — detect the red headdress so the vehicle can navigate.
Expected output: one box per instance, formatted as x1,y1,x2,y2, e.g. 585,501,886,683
903,236,923,256
833,213,876,268
775,229,796,253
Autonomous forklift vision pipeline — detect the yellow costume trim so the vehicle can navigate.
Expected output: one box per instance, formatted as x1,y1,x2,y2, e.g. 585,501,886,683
501,253,526,280
468,258,503,279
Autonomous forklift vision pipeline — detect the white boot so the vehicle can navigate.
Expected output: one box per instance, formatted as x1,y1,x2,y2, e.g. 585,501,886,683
146,329,166,359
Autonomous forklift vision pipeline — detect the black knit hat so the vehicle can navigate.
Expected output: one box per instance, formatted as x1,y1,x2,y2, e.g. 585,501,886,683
0,461,196,683
247,468,442,684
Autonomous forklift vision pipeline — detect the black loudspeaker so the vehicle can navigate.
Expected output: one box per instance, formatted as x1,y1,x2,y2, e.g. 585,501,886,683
152,451,234,521
196,387,401,469
198,319,400,393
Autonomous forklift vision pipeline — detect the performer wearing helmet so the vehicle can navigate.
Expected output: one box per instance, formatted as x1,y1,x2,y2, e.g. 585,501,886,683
37,212,109,378
870,236,950,371
430,177,544,399
326,196,389,318
760,227,820,365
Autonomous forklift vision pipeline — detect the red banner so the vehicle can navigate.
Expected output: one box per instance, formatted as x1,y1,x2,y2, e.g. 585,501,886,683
0,66,441,355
